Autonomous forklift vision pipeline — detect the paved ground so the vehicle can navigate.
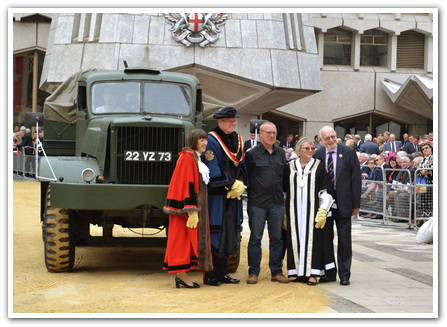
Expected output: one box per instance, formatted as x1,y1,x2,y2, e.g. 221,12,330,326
11,176,436,318
242,200,436,317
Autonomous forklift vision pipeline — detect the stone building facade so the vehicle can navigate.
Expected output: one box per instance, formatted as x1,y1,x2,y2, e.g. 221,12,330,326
13,11,435,142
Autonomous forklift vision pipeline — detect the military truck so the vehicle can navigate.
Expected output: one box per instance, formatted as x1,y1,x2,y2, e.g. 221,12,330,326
36,65,214,272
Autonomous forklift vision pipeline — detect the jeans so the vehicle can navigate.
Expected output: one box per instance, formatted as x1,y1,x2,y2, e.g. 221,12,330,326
247,205,285,276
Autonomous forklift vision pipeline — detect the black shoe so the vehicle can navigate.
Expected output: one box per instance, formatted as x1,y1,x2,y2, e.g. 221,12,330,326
292,276,308,283
175,276,200,289
204,277,221,286
221,274,240,284
340,279,350,286
319,275,336,283
307,277,317,286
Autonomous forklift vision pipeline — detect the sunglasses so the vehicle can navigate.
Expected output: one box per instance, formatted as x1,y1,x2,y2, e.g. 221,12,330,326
301,147,316,151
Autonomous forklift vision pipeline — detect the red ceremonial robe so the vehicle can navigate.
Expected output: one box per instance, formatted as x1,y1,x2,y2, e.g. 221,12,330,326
163,150,213,273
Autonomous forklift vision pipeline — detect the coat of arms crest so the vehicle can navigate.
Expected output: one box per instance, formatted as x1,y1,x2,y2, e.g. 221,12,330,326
165,13,228,47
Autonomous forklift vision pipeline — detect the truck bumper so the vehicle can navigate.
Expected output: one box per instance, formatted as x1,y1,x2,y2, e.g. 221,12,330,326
50,182,168,210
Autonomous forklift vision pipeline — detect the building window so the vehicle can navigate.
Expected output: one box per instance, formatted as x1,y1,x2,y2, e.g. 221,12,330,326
360,29,388,67
397,30,425,69
323,28,352,65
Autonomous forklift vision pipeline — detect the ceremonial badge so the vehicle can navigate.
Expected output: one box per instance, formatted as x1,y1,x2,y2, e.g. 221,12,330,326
205,150,214,161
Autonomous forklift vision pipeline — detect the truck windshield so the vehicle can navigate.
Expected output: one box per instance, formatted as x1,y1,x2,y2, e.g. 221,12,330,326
143,82,191,115
92,82,191,115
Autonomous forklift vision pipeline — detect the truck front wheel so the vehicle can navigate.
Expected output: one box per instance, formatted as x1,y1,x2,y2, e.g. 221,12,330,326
42,185,75,272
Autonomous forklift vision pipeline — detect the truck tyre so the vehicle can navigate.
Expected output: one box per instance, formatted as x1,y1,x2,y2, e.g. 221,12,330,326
42,185,75,272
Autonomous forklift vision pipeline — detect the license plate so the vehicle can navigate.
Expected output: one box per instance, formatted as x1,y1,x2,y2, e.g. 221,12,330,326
124,150,172,162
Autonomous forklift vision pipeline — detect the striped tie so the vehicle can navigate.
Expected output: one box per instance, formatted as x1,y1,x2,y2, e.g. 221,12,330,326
327,151,335,188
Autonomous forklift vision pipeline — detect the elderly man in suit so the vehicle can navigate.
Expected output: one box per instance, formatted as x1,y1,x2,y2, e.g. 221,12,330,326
314,126,361,286
383,133,402,153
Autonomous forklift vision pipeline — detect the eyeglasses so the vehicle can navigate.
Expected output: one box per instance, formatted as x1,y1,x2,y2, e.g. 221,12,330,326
301,147,316,151
261,130,277,135
323,135,336,141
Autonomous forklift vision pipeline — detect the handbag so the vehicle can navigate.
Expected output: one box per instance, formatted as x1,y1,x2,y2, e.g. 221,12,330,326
416,177,427,194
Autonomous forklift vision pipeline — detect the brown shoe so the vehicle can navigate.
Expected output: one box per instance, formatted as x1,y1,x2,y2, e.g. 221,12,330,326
271,274,290,283
247,274,258,284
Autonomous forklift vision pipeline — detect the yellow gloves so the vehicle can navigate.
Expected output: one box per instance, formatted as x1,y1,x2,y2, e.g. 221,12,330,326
226,180,247,200
186,211,199,228
315,208,328,229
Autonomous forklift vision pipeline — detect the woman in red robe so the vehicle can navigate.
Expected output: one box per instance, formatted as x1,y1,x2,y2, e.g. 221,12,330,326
163,129,213,288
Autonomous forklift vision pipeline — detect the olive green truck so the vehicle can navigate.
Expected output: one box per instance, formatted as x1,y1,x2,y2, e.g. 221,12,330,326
37,66,208,272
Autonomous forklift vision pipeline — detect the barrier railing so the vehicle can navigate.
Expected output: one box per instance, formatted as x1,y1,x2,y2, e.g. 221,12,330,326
357,165,433,229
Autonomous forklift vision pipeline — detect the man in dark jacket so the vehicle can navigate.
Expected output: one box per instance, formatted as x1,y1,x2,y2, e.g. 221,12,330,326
314,125,361,286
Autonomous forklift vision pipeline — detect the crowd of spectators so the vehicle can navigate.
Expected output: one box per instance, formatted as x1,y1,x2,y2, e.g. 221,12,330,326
277,130,434,226
12,124,44,177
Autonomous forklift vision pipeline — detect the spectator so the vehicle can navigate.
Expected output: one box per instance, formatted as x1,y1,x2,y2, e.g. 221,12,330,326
404,135,419,154
383,133,402,153
17,128,35,177
358,152,371,177
286,137,335,286
345,139,355,148
354,134,362,151
401,133,410,149
359,134,380,155
163,129,213,288
416,141,433,221
385,156,400,182
243,133,257,153
280,134,295,149
377,135,386,152
341,134,352,146
245,122,290,285
314,135,324,150
386,156,414,218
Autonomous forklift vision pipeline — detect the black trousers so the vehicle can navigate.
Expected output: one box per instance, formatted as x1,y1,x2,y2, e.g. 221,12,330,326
326,209,352,281
205,255,228,281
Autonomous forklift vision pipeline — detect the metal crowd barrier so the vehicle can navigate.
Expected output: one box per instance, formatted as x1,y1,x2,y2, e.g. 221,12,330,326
13,153,38,179
357,165,433,230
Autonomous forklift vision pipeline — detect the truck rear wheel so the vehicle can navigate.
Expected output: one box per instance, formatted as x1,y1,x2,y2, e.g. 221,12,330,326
42,185,75,272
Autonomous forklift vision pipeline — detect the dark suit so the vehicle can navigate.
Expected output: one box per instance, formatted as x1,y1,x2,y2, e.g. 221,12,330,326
403,142,419,154
359,141,380,155
243,139,257,153
314,144,361,282
383,140,402,153
279,140,295,149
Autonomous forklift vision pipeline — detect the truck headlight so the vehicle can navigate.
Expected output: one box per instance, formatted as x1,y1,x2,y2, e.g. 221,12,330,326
81,168,95,183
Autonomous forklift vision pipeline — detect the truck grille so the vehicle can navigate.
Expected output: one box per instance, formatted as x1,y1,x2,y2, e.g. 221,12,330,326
115,126,183,185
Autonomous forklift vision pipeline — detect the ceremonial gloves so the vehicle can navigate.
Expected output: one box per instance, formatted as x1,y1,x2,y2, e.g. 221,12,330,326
315,190,334,229
186,211,199,228
314,208,328,229
226,180,247,200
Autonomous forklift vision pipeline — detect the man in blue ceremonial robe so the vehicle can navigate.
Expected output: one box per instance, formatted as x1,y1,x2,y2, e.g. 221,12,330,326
202,107,246,286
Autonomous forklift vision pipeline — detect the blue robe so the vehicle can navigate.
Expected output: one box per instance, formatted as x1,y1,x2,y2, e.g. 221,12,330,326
202,128,244,258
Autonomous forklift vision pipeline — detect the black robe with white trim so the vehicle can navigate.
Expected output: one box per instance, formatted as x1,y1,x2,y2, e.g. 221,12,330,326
286,157,336,278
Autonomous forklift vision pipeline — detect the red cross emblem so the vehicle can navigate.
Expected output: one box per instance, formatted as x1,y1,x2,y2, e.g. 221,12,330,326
187,13,204,33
